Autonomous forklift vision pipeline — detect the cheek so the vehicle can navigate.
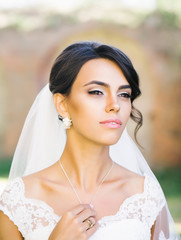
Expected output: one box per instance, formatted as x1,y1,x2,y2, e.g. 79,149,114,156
67,98,106,142
68,92,102,119
68,98,93,127
67,98,132,145
126,104,132,118
120,102,131,119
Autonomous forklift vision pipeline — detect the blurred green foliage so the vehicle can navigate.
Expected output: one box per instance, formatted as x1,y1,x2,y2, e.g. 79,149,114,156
1,0,181,31
154,167,181,221
153,167,181,198
0,159,12,178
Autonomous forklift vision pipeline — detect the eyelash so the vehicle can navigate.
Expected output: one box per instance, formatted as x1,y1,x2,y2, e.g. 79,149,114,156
88,90,131,98
118,92,131,98
88,90,103,95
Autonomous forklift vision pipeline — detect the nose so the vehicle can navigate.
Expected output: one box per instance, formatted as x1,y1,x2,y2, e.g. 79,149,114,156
105,97,120,113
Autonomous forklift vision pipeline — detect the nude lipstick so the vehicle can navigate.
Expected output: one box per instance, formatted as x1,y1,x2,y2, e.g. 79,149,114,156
99,118,122,129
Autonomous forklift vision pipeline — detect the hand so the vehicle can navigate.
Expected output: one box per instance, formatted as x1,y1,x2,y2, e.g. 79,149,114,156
49,204,99,240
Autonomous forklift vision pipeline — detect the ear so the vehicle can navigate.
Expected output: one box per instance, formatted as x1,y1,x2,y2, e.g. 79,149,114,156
53,93,69,118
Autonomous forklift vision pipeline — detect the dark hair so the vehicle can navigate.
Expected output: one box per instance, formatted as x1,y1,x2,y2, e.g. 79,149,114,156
49,41,143,146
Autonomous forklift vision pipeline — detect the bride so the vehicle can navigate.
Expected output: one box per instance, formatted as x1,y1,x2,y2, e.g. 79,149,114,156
0,41,180,239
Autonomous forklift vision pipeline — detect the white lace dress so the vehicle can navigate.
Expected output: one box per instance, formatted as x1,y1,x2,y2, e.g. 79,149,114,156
0,174,166,240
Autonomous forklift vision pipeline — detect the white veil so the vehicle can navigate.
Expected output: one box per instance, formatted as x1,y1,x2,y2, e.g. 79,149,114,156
8,84,180,239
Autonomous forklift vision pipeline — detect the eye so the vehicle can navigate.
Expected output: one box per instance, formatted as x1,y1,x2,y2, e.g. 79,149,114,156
118,92,131,98
88,90,103,95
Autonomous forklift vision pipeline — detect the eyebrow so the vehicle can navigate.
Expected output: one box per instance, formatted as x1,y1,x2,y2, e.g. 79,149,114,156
83,80,131,90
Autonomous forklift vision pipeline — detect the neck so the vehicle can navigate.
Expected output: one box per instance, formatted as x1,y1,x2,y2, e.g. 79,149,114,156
58,133,113,191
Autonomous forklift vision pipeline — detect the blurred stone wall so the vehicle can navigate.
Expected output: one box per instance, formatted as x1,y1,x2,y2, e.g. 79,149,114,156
0,19,180,168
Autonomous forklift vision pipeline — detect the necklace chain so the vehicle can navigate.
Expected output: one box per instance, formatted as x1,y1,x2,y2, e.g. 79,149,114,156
58,160,114,206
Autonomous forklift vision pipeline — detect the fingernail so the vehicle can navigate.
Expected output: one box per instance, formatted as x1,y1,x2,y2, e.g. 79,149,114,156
89,203,94,209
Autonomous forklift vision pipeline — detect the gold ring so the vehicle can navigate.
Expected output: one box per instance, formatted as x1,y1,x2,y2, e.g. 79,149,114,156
87,219,94,229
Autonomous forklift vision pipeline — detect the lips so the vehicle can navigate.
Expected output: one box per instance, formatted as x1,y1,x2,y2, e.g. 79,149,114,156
99,118,122,129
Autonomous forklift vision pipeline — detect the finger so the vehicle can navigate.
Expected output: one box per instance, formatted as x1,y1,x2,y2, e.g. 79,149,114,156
80,217,96,232
86,222,99,238
77,208,96,222
70,204,94,216
81,217,96,231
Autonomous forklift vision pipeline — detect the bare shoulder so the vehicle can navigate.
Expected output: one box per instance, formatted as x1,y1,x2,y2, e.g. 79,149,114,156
113,162,145,195
22,162,60,199
0,211,23,239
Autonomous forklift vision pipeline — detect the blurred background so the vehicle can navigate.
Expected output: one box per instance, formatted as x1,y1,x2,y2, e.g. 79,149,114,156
0,0,180,232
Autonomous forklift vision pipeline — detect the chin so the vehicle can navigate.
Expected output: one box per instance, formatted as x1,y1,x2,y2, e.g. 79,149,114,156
100,135,122,146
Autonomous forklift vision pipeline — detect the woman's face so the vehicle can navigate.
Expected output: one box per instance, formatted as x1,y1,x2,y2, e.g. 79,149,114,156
65,58,132,145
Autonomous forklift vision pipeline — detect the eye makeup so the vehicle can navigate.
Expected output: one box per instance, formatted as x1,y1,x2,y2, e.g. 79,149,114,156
88,90,103,95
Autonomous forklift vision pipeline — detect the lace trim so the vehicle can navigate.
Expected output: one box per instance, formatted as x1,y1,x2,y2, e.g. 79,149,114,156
0,174,166,237
98,174,166,229
0,205,26,238
0,178,60,237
